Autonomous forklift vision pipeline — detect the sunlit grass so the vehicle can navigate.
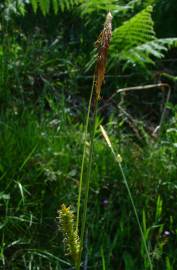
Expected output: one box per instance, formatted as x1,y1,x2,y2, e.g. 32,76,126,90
0,106,176,269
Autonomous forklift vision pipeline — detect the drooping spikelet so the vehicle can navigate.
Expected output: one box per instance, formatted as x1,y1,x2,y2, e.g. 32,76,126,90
95,12,112,101
57,204,80,265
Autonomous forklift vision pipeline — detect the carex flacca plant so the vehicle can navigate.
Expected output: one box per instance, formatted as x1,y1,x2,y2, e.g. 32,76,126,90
58,12,112,269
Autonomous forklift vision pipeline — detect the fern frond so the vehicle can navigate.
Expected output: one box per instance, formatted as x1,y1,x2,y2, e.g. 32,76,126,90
111,6,155,52
141,0,158,8
39,0,50,15
121,38,177,68
80,0,145,15
110,6,177,70
58,0,83,11
52,0,58,14
31,0,38,13
109,5,171,68
29,0,82,15
80,0,118,15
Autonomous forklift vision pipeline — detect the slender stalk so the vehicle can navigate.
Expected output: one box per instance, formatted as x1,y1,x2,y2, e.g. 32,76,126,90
76,75,95,234
100,125,153,270
77,100,98,270
101,247,106,270
118,163,153,270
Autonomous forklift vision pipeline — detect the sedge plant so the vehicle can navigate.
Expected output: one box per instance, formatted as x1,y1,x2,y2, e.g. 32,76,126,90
77,12,112,270
58,11,153,269
58,12,112,269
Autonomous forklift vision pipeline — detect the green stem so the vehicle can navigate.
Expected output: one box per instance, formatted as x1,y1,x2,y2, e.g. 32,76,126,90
76,76,95,234
108,145,153,270
77,99,98,270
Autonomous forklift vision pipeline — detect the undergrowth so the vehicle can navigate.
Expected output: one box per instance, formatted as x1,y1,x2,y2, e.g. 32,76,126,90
0,103,176,269
1,1,177,269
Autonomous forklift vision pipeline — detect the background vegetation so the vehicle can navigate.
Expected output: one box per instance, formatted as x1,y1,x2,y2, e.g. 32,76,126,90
0,0,177,269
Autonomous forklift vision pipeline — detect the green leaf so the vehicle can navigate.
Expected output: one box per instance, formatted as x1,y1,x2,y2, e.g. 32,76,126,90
52,0,58,14
111,6,155,52
39,0,50,15
166,257,173,270
123,252,135,270
80,0,118,15
31,0,38,13
29,0,83,15
109,5,177,69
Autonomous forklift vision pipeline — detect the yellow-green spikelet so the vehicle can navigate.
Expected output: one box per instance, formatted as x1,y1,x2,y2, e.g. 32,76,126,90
58,204,80,265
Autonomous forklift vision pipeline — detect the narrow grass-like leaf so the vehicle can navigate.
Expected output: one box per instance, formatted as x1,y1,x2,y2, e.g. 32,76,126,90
19,145,37,171
100,247,106,270
100,124,153,270
16,181,25,205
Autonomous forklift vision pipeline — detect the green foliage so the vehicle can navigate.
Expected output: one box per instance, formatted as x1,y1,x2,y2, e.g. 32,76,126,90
155,0,177,37
3,0,82,16
0,103,177,269
80,0,118,14
123,252,136,270
128,38,177,66
31,0,38,13
29,0,82,14
110,6,177,68
111,6,155,52
38,0,50,15
80,0,147,15
1,1,177,269
84,4,177,72
0,25,82,107
0,107,83,269
166,257,173,270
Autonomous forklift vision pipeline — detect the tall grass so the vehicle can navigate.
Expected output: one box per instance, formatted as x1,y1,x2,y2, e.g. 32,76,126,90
100,124,153,270
0,109,83,269
0,101,177,269
57,11,177,269
1,8,177,270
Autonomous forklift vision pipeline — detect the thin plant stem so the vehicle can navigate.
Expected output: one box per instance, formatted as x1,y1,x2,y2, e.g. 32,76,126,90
101,247,106,270
77,100,98,270
76,75,95,234
118,162,153,270
100,125,153,270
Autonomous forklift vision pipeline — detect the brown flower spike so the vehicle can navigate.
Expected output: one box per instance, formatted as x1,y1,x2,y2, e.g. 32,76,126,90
95,12,112,101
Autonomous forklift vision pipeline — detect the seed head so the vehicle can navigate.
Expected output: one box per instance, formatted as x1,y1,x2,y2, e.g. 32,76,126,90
57,204,80,265
95,12,112,101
